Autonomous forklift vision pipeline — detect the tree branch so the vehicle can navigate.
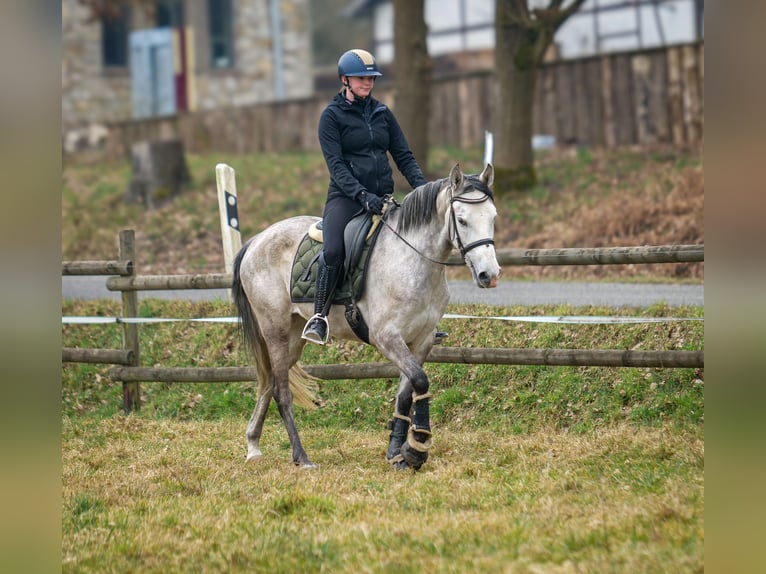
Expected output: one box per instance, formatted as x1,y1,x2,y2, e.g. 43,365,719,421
504,0,533,27
532,0,587,32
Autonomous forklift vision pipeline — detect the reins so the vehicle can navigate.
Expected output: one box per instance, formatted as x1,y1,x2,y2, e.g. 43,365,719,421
381,215,463,267
381,181,494,267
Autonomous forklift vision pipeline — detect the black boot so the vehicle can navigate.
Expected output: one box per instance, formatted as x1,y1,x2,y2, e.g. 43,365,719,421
386,416,410,470
302,254,341,345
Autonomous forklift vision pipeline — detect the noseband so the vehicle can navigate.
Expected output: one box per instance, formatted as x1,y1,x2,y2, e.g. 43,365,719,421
448,191,495,260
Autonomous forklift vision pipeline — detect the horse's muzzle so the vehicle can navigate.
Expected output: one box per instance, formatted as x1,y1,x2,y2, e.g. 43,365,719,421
477,270,499,289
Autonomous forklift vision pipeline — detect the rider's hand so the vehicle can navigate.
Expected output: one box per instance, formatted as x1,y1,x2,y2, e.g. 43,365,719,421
363,193,384,215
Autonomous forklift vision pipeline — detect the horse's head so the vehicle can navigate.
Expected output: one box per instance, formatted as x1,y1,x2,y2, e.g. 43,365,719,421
447,163,501,288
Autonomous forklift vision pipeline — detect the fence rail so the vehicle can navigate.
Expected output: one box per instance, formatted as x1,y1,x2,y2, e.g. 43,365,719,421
62,260,133,276
62,229,704,414
63,347,134,365
101,245,703,293
108,348,703,384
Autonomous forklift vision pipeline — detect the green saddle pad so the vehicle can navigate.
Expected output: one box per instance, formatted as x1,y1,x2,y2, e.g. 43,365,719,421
290,234,373,304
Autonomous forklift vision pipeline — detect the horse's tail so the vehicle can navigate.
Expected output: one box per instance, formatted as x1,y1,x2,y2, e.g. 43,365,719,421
232,240,320,410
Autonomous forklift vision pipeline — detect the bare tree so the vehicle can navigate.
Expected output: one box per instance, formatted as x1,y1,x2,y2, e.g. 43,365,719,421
392,0,431,173
494,0,586,192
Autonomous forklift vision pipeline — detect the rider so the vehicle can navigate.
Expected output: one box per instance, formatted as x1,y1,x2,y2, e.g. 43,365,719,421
302,48,428,344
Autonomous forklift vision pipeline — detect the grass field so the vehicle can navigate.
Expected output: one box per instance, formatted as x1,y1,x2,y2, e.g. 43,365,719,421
62,146,703,571
62,299,704,572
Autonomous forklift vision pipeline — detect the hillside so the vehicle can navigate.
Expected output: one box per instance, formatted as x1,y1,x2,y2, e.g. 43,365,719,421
62,145,703,282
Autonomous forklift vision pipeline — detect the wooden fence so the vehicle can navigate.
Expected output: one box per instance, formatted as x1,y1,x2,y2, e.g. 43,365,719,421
104,43,703,161
62,229,704,414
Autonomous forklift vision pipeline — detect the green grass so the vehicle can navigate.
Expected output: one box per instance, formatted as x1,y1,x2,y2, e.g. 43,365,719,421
62,299,703,571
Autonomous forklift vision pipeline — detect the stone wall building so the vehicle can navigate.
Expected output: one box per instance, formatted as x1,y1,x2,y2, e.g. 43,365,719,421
62,0,313,152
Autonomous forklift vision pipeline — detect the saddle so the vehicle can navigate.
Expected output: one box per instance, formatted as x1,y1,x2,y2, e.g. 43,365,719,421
290,211,385,343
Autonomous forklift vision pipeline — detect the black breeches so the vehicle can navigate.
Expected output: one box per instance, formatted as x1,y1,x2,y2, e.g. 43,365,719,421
321,196,363,268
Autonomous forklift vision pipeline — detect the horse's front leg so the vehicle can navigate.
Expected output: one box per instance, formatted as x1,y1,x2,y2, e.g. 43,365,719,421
377,332,435,471
386,373,413,470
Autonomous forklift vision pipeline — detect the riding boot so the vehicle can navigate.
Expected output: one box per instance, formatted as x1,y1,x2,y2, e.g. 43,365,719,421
301,254,341,345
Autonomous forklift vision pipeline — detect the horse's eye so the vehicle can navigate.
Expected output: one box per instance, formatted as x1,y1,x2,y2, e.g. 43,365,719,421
457,217,467,226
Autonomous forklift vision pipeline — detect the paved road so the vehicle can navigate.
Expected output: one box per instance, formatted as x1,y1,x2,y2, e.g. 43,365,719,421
62,276,703,308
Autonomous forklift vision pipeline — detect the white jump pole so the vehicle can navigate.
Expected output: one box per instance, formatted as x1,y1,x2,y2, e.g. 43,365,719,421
215,163,242,275
483,130,494,166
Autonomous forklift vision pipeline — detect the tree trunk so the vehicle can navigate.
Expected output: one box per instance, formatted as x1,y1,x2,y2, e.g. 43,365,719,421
494,32,538,191
392,0,430,175
126,139,191,209
493,0,586,193
494,5,540,192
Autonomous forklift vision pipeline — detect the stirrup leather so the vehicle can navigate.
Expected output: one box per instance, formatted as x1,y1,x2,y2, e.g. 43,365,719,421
301,313,330,345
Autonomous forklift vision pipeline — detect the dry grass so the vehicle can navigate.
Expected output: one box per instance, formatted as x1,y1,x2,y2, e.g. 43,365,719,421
62,416,703,573
506,149,704,282
62,146,703,282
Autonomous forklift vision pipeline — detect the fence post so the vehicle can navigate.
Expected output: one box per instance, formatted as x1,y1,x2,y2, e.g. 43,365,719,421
215,163,242,274
119,229,141,413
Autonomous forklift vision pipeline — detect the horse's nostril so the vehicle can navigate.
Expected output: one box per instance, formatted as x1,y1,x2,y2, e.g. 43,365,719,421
478,272,490,286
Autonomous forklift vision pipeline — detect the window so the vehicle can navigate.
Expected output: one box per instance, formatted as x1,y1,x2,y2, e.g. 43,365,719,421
209,0,234,68
156,0,185,28
102,4,130,68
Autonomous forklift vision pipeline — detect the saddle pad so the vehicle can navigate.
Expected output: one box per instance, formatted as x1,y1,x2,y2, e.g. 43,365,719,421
290,234,372,304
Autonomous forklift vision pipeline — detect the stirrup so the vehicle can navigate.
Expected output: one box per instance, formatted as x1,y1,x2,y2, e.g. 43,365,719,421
301,313,330,345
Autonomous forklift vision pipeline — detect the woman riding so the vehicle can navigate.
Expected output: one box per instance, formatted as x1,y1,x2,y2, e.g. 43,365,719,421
302,48,428,344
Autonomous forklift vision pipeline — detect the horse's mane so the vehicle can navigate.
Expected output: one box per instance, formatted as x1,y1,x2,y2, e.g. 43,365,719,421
396,174,494,235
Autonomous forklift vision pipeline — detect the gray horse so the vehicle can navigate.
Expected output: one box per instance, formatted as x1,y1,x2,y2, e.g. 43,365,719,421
232,163,500,470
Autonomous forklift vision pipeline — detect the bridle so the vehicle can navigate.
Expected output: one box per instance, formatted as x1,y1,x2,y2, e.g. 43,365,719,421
448,191,495,259
382,180,495,266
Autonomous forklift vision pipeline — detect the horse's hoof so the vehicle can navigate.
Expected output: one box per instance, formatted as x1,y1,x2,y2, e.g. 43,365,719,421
297,461,318,470
246,450,263,464
386,454,410,471
400,442,429,470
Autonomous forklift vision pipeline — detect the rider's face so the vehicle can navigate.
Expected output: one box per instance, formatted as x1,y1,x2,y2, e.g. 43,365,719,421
346,75,375,97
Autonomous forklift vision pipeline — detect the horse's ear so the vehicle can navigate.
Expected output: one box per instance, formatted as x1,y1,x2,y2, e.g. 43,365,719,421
449,163,463,188
479,163,494,188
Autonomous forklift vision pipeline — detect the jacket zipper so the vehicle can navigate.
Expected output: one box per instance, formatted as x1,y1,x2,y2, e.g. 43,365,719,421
368,106,386,196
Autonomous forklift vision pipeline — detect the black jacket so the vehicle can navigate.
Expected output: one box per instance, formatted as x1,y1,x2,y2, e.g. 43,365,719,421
318,92,427,203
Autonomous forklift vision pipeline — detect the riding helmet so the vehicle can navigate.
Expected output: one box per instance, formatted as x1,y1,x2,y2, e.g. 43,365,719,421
337,49,382,79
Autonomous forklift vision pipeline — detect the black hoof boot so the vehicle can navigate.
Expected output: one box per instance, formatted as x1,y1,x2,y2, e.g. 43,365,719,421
401,441,429,470
400,428,432,470
386,416,410,470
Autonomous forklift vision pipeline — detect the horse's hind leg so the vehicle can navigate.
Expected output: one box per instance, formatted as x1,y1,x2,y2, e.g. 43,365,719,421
269,316,316,468
245,387,273,463
271,367,315,468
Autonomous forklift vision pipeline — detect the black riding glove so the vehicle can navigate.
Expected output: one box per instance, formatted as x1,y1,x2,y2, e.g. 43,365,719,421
361,192,384,215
